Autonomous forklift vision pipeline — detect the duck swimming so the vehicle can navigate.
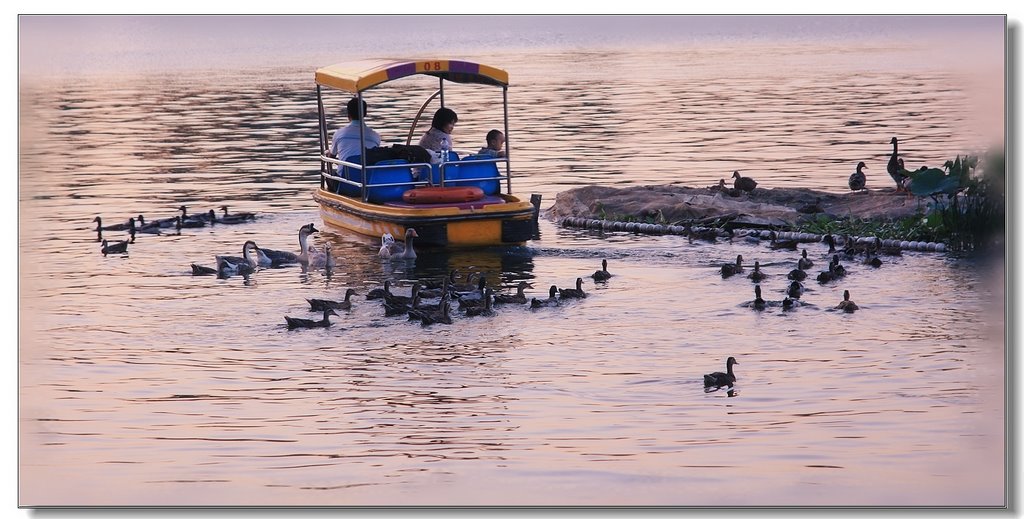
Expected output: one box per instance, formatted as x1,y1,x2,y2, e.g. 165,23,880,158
721,254,744,278
747,261,767,282
592,259,613,281
307,288,358,312
100,239,129,256
848,161,868,192
219,205,256,221
493,281,531,305
558,277,587,299
378,233,395,259
93,216,132,232
769,231,798,251
703,357,738,389
786,280,804,299
215,242,258,276
732,170,757,192
366,280,392,300
384,228,419,260
787,268,807,281
259,223,318,266
464,289,495,317
530,285,560,308
419,300,453,326
750,285,766,311
285,308,338,330
830,255,847,277
190,263,218,276
836,290,859,313
797,249,813,270
823,234,837,254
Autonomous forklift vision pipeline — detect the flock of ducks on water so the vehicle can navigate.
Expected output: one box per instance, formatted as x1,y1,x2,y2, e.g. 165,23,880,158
96,205,257,256
708,136,912,198
283,258,614,330
704,227,902,392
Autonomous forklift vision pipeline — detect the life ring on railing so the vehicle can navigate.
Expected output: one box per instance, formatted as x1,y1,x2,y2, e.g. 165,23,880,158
402,186,485,204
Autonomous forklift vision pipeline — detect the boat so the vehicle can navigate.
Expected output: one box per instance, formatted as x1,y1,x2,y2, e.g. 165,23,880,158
312,58,539,248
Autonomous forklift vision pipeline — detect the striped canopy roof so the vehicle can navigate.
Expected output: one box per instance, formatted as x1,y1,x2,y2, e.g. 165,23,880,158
315,59,509,93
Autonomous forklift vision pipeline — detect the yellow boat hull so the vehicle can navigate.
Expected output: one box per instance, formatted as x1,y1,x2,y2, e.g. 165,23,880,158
312,188,537,247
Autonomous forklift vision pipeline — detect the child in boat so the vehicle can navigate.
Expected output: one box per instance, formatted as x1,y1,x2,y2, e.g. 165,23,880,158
477,129,506,158
418,107,458,163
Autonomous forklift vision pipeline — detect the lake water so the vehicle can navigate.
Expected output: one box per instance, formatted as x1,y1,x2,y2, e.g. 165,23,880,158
17,15,1007,507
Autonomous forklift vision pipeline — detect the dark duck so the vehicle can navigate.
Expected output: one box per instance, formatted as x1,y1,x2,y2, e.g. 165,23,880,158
307,288,358,312
285,308,338,330
591,259,613,281
836,290,859,313
703,357,738,389
530,286,560,308
750,285,767,311
887,137,910,191
797,249,813,270
493,281,531,305
732,170,757,193
848,161,868,192
558,277,587,299
747,261,767,282
721,255,744,278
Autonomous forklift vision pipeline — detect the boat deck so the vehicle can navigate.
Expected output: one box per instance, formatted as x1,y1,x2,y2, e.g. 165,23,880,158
382,195,507,211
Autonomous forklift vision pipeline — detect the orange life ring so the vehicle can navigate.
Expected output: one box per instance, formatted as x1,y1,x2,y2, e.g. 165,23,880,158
402,186,485,204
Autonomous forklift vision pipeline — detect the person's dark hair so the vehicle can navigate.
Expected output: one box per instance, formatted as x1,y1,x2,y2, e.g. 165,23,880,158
430,107,458,131
486,129,503,147
347,98,368,121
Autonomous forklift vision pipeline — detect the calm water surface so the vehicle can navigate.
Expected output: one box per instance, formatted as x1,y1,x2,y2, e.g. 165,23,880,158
18,22,1006,507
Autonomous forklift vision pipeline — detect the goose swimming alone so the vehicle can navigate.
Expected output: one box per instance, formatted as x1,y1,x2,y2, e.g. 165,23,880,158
285,308,338,330
703,357,738,389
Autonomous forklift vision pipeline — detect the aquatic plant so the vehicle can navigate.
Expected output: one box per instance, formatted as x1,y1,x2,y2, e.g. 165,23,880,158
911,152,1004,252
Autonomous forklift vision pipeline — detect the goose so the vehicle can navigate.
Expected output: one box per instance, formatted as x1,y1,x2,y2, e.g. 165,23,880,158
769,231,798,250
747,261,767,282
259,223,319,266
190,263,218,276
307,243,335,269
787,268,807,281
530,285,560,308
703,357,738,389
732,170,757,192
285,308,338,330
307,288,358,312
419,301,453,326
591,259,613,281
836,290,859,313
558,277,587,299
786,280,804,299
887,137,909,191
215,243,257,276
493,281,531,305
366,280,392,300
386,228,419,259
100,239,129,256
464,289,495,317
721,254,744,278
220,205,256,221
848,161,868,192
797,249,813,270
93,216,132,232
750,285,766,311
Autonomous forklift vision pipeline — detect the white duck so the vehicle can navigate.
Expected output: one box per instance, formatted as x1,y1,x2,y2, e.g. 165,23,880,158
258,223,319,266
378,232,395,259
307,243,336,269
385,228,419,260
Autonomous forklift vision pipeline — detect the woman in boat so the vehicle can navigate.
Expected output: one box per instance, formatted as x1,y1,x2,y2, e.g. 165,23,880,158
330,97,381,162
418,107,458,163
477,129,506,158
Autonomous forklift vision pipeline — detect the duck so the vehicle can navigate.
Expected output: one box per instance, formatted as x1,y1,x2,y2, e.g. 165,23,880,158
721,254,744,278
366,280,392,300
713,178,742,197
747,261,767,282
384,283,421,307
385,228,419,260
830,255,847,277
383,295,416,317
769,231,798,250
419,300,453,326
848,161,868,192
418,277,453,300
823,234,837,254
887,137,909,191
215,242,257,276
174,215,205,229
128,217,162,236
836,289,859,313
797,249,813,270
558,277,587,299
863,247,883,268
422,269,458,291
872,237,903,256
686,225,718,243
190,263,218,276
285,308,338,330
259,223,319,266
177,206,211,227
732,170,757,192
219,205,256,221
100,239,129,256
591,259,613,281
493,281,531,305
530,285,560,308
464,289,495,317
816,262,836,284
458,284,491,312
307,288,358,312
307,243,336,269
703,357,738,389
93,216,132,232
454,275,487,302
750,285,766,310
840,235,867,257
787,268,807,281
786,280,804,299
782,297,797,311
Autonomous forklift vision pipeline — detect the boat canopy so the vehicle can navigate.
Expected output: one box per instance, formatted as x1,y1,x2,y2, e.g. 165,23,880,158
315,58,509,93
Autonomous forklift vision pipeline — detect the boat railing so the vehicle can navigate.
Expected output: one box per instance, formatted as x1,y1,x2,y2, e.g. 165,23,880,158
320,154,510,195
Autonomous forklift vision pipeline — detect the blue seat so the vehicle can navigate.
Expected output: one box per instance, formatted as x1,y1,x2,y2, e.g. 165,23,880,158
446,155,501,195
365,159,416,203
335,155,363,196
429,152,460,186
